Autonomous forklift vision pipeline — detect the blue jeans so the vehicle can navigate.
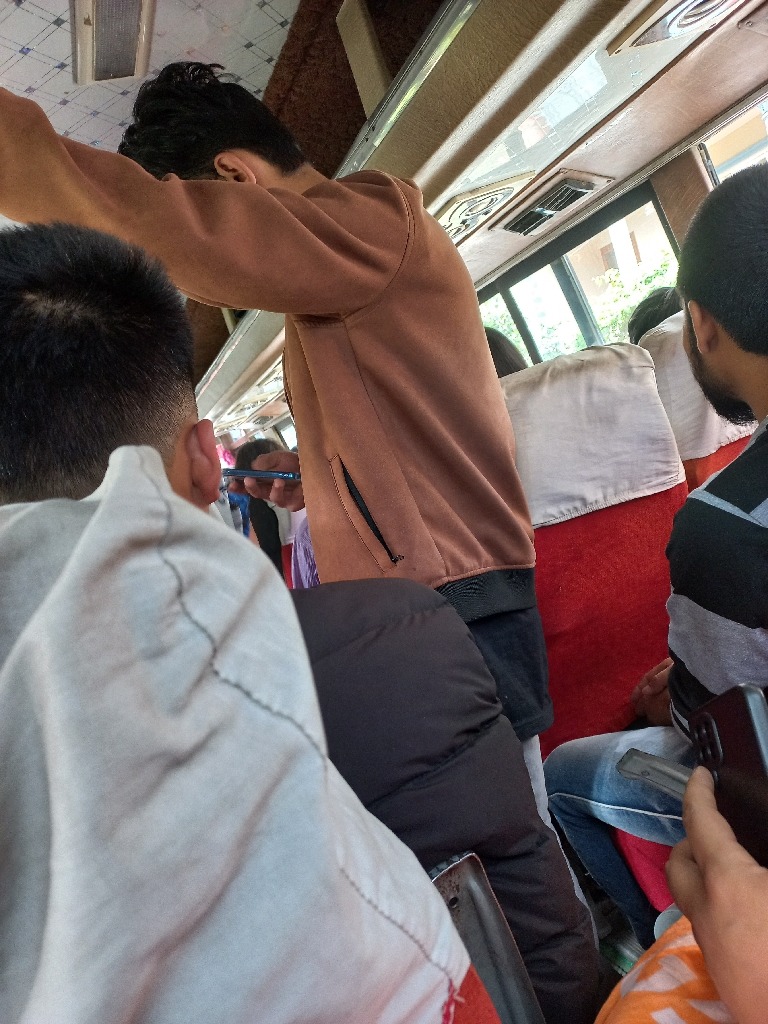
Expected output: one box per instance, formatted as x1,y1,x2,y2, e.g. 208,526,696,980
543,727,696,948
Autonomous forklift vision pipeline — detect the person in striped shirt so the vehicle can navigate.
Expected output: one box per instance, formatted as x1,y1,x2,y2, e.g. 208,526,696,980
544,163,768,948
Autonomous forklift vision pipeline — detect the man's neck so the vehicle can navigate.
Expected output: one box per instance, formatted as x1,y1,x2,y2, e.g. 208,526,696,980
268,164,327,195
736,364,768,423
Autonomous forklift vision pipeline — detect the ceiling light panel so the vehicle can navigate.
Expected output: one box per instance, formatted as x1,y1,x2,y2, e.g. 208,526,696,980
73,0,155,84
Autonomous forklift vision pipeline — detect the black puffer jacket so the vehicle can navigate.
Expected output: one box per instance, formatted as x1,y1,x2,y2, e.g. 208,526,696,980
292,578,598,1024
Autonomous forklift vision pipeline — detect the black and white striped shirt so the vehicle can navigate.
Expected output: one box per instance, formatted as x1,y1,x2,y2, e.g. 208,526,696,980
668,420,768,737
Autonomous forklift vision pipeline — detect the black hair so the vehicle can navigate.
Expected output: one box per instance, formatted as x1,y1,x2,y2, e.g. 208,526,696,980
484,326,529,377
0,223,195,503
118,62,306,179
627,287,682,344
678,164,768,356
234,437,284,470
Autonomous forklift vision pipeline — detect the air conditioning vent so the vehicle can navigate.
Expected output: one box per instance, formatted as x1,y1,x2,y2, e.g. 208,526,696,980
504,208,555,236
503,178,595,235
543,178,596,210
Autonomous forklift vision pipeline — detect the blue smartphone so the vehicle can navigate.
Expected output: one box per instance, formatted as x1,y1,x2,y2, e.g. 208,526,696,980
222,468,301,482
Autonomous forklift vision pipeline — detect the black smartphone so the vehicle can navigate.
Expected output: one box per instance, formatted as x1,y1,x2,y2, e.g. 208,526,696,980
616,748,692,800
222,468,301,482
690,685,768,867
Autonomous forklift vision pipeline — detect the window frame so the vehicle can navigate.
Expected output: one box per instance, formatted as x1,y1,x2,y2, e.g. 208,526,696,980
476,181,679,358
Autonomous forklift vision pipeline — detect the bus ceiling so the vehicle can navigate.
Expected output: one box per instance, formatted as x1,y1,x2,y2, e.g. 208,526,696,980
331,0,768,288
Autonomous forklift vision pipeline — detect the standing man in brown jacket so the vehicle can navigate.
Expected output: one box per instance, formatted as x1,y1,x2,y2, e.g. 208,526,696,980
0,62,552,802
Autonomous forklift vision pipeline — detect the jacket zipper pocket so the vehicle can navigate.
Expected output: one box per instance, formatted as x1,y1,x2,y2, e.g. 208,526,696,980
341,462,402,564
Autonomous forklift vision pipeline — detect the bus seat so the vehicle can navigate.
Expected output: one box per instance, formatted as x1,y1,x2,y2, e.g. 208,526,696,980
501,344,687,758
679,435,751,490
431,853,545,1024
502,346,685,914
454,967,503,1024
612,829,674,913
639,310,754,489
281,543,294,587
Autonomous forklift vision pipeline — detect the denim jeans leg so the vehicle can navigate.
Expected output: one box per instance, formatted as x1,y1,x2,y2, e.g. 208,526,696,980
544,727,696,947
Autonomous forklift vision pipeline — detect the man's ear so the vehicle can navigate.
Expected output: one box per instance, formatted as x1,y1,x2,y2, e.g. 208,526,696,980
689,300,719,355
213,150,263,184
187,419,222,508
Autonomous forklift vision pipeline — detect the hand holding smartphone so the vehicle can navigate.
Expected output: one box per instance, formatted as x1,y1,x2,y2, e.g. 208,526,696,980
689,685,768,867
225,450,305,511
618,685,768,867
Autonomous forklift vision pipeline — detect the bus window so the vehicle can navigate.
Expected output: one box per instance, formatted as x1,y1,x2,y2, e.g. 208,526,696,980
563,202,677,346
477,186,679,360
510,265,587,362
478,293,533,367
276,419,298,450
702,100,768,182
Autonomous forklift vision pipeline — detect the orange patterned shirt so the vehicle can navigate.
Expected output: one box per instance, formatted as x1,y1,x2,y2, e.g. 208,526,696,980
596,917,734,1024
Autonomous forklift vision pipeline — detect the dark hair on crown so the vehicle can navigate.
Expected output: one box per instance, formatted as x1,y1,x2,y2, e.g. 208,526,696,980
0,223,195,503
678,164,768,356
118,62,306,179
484,326,529,377
627,286,682,344
234,437,284,470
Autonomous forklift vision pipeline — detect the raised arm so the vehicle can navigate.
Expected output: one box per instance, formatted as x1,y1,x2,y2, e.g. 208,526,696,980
0,90,408,314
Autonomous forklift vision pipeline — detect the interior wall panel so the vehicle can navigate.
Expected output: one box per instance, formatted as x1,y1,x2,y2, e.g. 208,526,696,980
367,0,632,206
459,0,768,284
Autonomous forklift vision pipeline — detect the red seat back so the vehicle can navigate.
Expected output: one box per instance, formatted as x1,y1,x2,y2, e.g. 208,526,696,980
613,830,674,912
454,967,502,1024
683,434,751,490
534,486,686,756
501,345,687,758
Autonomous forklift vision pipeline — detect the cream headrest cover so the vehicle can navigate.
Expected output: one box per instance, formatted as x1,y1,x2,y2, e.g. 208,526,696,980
639,310,755,459
501,344,684,527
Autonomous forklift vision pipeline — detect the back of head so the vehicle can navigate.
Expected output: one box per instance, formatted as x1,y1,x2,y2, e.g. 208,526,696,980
118,62,306,179
234,437,283,471
0,223,195,504
627,287,682,344
485,326,528,377
678,164,768,355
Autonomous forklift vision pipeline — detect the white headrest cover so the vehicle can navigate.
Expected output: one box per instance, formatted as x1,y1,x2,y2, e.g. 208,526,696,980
639,310,755,459
501,344,684,527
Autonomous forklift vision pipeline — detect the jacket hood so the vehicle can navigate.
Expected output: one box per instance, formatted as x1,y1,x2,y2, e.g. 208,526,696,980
0,446,466,1024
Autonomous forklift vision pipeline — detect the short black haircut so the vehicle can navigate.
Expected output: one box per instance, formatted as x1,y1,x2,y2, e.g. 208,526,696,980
118,62,306,179
627,287,682,344
678,164,768,356
234,437,283,470
485,327,529,377
0,223,195,504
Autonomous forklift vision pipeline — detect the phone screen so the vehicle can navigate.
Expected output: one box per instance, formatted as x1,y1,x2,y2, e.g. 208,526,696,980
222,468,301,482
617,749,691,800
